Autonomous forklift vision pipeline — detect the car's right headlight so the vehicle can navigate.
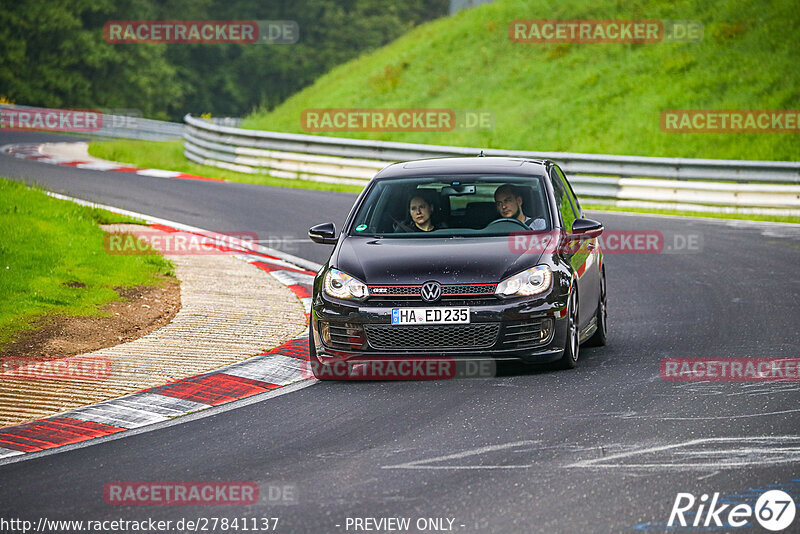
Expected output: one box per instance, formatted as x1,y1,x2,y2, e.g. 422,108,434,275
323,268,368,301
495,265,552,297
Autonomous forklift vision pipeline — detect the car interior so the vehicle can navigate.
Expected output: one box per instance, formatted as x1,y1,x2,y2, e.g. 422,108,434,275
356,179,550,235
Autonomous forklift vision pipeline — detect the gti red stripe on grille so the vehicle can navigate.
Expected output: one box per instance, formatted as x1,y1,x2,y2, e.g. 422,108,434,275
0,417,125,452
147,373,279,406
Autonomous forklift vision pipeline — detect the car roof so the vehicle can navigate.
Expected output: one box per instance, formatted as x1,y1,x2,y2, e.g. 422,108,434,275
373,156,551,180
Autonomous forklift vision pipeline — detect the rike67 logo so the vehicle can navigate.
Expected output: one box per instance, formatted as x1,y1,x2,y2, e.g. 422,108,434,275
669,490,796,531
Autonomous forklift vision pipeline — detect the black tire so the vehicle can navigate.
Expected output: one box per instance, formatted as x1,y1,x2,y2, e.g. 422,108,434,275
584,269,607,347
554,290,580,370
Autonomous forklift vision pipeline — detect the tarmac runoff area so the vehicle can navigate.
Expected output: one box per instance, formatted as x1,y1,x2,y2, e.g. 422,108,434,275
0,224,308,427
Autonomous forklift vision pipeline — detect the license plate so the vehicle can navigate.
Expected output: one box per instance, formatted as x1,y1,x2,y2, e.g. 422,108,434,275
391,307,470,325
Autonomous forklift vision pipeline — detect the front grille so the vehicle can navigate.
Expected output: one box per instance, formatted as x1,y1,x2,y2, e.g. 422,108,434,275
501,319,551,349
364,324,500,350
369,284,497,299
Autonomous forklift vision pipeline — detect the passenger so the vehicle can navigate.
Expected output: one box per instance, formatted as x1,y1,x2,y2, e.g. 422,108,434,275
407,194,437,232
395,190,445,232
494,184,542,228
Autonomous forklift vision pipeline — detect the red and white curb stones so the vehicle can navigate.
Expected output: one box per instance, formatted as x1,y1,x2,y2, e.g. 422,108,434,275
2,142,224,182
0,204,319,460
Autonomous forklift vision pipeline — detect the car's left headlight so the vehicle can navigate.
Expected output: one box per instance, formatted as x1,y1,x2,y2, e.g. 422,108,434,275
323,268,368,301
495,265,552,297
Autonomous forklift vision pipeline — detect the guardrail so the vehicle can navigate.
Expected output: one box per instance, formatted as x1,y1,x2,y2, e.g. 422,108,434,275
0,104,183,141
183,114,800,214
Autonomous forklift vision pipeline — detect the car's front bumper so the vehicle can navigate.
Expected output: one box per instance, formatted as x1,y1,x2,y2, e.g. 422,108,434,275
311,293,570,365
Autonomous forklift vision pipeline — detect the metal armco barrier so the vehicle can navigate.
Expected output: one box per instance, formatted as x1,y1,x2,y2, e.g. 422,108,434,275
0,104,183,141
184,114,800,214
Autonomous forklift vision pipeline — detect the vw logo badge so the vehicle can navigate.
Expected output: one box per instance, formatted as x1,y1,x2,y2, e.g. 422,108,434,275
421,281,442,302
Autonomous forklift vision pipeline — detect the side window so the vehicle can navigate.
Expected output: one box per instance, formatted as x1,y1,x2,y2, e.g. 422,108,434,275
549,167,577,231
554,165,581,216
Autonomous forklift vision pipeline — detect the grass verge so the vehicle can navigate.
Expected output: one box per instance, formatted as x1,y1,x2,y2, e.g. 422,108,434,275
244,0,799,162
0,178,175,348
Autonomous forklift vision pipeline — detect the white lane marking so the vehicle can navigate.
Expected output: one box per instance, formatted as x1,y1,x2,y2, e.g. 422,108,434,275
565,436,800,470
382,440,540,470
654,408,800,420
67,403,171,429
76,162,122,171
269,270,316,286
0,447,24,459
135,169,182,178
224,355,307,386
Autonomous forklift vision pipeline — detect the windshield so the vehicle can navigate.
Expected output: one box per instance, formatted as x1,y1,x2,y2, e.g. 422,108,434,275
348,175,551,237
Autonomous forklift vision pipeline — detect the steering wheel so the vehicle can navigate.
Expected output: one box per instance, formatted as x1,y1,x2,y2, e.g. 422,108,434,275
485,218,530,230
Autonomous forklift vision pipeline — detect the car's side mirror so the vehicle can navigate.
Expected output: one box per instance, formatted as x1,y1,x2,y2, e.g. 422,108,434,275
571,218,604,238
308,222,337,245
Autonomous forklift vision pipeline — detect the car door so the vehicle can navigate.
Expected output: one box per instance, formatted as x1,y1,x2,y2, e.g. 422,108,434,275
550,165,600,329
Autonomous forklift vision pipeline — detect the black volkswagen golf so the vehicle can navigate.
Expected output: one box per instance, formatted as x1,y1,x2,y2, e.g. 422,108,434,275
307,157,607,379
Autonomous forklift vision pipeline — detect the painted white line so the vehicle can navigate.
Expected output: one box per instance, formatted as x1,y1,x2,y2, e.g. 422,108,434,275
565,436,800,470
0,447,24,459
135,169,182,178
269,269,316,286
76,162,122,171
67,403,171,429
224,354,308,386
382,440,540,470
654,408,800,420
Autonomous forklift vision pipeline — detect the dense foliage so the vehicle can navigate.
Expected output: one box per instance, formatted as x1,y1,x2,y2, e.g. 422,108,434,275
0,0,447,119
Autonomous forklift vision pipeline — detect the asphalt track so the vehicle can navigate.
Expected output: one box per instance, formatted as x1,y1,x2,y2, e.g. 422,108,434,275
2,132,799,533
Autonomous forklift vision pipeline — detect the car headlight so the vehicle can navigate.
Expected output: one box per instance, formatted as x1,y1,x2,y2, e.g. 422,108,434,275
495,265,552,297
323,268,368,301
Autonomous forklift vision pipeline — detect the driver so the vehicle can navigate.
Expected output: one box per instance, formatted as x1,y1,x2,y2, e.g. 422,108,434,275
494,184,535,227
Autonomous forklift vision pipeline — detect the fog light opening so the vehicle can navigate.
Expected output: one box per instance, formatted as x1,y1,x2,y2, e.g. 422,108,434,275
320,321,331,345
346,323,366,349
540,318,553,342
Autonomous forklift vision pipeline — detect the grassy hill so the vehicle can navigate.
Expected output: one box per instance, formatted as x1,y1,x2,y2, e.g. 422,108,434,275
243,0,799,161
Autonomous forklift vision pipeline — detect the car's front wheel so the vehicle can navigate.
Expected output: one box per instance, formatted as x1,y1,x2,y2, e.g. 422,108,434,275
584,268,607,347
554,291,580,370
